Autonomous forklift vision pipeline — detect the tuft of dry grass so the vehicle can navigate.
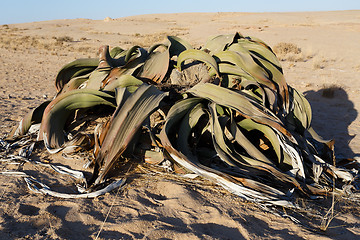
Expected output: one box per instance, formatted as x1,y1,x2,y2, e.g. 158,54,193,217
131,32,170,47
54,36,74,44
273,42,301,55
131,29,188,47
77,46,95,53
273,42,313,62
0,32,41,51
0,28,94,56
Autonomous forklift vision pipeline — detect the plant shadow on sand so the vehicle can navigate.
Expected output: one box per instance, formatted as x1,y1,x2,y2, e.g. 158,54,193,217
304,86,358,159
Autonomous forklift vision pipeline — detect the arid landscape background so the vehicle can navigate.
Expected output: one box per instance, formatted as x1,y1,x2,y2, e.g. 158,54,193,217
0,11,359,239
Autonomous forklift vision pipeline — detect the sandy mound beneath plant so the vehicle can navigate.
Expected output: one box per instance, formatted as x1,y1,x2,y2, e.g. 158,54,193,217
0,11,359,239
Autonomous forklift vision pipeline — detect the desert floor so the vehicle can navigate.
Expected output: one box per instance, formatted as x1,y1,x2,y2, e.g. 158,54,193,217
0,11,359,239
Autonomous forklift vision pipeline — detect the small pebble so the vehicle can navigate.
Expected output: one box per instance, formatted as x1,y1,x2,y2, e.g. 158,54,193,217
22,97,34,100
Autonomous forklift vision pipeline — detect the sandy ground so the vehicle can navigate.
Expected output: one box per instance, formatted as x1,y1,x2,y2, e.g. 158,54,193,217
0,11,360,239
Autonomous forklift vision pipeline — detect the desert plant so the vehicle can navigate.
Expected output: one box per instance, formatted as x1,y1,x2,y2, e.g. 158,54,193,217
1,33,358,207
273,42,310,62
273,42,301,55
56,36,74,42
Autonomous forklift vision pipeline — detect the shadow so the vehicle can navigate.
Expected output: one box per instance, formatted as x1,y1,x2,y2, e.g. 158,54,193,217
1,213,42,239
191,223,246,240
18,204,40,216
320,215,360,240
97,230,133,239
46,205,94,239
304,87,358,158
245,211,356,240
241,215,302,239
286,197,360,240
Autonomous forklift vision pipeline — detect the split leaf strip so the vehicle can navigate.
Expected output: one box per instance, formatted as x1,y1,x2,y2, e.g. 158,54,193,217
39,89,116,150
93,84,168,184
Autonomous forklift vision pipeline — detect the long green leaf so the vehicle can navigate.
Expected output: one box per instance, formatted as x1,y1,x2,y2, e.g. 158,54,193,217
207,104,305,192
167,36,193,57
86,67,111,90
236,38,282,71
110,46,125,58
214,49,274,90
237,118,291,167
203,32,243,54
287,86,312,132
59,73,91,94
55,58,99,92
6,101,51,140
177,49,219,77
159,100,296,207
38,89,116,150
229,118,271,165
176,102,207,157
218,62,256,83
92,84,168,184
187,83,293,141
103,75,143,93
137,48,170,83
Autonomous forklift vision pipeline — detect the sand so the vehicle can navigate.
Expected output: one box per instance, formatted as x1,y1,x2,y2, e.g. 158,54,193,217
0,11,359,239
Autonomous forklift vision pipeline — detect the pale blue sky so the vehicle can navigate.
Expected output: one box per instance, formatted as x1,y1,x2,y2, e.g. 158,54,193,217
1,0,359,25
